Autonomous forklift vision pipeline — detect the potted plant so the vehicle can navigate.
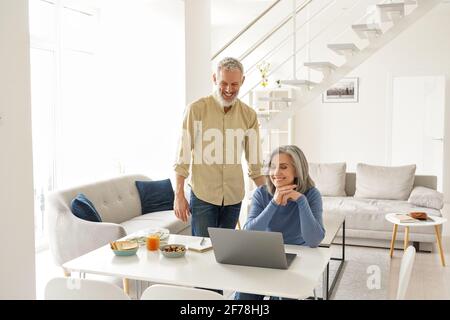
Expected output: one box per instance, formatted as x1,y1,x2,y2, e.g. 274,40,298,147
257,61,270,88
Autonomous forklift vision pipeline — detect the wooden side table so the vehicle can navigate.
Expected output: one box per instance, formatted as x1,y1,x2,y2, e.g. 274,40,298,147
385,213,447,266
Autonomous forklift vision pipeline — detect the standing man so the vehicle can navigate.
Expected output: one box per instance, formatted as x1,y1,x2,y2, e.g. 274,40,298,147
174,57,265,237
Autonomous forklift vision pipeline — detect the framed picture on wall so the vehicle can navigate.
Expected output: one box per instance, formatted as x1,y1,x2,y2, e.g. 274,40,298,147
322,77,359,103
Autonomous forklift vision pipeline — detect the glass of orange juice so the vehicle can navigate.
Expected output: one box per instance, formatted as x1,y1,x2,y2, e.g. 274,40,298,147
146,234,160,251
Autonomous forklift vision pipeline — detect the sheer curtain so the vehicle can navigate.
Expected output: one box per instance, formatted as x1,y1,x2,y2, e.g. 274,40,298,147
29,0,185,247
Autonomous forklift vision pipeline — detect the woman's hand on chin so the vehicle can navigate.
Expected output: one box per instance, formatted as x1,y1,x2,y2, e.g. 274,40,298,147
284,190,302,202
273,184,297,206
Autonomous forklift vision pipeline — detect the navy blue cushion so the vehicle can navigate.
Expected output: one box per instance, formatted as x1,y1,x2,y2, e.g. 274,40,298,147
135,179,174,214
70,193,102,222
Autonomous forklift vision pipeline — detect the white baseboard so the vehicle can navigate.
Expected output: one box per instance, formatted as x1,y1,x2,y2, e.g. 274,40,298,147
332,236,433,252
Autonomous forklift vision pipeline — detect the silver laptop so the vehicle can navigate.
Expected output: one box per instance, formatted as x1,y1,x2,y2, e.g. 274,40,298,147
208,227,297,270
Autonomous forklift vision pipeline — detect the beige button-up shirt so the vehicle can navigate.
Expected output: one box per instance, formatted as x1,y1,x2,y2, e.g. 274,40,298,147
174,95,263,206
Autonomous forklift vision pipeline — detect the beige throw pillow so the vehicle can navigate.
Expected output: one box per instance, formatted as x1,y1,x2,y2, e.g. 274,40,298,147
355,163,416,200
408,186,444,210
309,162,347,196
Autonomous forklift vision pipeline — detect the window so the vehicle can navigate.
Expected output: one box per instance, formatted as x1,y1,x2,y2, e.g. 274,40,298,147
29,0,98,249
29,0,186,251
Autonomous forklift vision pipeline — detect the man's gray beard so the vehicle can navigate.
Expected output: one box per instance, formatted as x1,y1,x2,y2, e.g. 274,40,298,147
213,87,238,108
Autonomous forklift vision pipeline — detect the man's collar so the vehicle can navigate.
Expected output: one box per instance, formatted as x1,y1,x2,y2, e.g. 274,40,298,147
210,94,223,112
211,93,238,110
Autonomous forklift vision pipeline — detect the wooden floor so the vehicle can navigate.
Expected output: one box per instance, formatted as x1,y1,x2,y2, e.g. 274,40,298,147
387,236,450,299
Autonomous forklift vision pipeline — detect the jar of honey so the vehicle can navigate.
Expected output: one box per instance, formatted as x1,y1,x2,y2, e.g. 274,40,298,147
146,234,160,251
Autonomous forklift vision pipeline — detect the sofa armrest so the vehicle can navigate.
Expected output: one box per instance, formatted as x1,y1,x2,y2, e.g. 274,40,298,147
48,201,126,267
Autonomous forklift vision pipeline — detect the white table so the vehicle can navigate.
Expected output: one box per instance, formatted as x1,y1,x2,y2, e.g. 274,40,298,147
385,213,447,266
63,234,331,300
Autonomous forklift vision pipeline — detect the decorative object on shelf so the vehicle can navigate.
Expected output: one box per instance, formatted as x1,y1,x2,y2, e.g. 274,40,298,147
275,80,281,88
257,61,271,87
323,77,359,103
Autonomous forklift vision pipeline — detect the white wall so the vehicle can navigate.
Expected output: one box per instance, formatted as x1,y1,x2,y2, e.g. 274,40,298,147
294,3,450,202
96,0,185,181
0,0,36,299
185,0,211,105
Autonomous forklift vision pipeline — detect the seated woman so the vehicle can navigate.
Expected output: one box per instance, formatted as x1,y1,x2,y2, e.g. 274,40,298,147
235,145,325,300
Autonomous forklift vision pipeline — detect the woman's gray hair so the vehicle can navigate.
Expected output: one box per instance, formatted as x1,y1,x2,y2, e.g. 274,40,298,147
217,57,244,76
265,145,315,195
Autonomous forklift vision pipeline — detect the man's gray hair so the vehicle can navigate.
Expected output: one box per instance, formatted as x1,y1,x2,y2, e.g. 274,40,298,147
217,57,244,76
265,145,315,195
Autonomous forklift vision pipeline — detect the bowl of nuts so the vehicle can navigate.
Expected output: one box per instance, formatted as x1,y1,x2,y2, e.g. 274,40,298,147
159,244,186,258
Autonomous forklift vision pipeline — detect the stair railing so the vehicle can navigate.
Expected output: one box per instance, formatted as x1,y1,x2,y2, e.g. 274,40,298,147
239,0,377,101
237,0,313,62
240,0,339,99
212,0,403,102
211,0,283,60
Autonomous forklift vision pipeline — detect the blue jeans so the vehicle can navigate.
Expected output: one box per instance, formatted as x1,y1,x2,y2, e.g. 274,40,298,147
234,292,286,300
234,292,281,300
189,191,241,237
190,191,241,295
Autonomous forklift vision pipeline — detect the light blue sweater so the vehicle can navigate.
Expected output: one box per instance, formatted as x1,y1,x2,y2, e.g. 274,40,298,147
244,185,325,247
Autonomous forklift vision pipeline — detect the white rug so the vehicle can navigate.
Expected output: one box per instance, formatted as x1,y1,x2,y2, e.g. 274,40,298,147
226,245,392,300
319,245,391,300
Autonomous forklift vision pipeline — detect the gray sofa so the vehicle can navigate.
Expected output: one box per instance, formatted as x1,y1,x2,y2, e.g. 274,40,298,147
324,172,442,251
47,174,190,270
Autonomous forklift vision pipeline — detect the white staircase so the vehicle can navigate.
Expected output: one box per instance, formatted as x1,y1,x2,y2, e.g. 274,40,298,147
256,0,443,131
278,79,317,88
303,61,338,78
257,96,294,102
211,0,443,175
327,43,360,59
351,23,383,39
377,2,406,22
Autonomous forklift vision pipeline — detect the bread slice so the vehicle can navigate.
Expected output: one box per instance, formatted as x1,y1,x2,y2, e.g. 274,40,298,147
111,240,138,251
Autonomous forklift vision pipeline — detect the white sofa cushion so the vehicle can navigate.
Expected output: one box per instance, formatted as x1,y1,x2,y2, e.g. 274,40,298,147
408,186,444,210
323,196,440,234
120,210,189,235
309,162,347,196
354,163,416,200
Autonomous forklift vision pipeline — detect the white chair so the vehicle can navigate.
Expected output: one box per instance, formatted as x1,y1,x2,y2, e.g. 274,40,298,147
396,246,416,300
140,284,225,300
45,277,131,300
